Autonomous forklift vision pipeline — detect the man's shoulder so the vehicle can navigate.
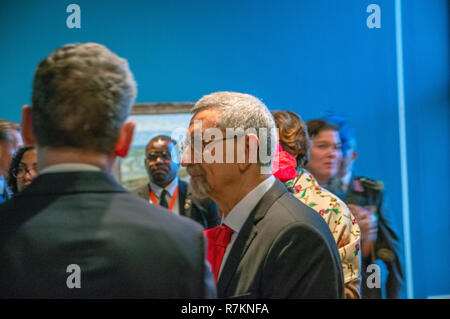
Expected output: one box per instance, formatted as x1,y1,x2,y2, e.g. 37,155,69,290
0,180,204,240
130,184,149,198
263,191,331,233
107,189,205,232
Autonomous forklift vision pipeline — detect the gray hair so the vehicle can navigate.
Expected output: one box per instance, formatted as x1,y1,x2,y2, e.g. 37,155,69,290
192,91,277,171
32,43,137,154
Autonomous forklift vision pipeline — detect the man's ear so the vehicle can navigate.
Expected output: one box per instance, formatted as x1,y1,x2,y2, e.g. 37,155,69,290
114,121,135,158
238,134,259,171
21,105,36,146
352,151,358,162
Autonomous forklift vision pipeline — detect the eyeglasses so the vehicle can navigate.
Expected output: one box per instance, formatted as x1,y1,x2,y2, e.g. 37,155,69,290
179,135,243,155
146,151,172,162
13,164,37,178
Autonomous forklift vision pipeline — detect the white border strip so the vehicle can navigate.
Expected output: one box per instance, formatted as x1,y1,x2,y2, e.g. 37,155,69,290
394,0,414,299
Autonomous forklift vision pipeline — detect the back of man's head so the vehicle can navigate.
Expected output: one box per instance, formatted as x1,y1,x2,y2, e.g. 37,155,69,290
31,43,137,154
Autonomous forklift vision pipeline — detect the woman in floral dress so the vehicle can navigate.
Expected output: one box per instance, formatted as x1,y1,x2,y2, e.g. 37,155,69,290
272,111,361,299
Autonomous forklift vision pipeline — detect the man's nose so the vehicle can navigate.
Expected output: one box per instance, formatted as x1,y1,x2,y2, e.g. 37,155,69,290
156,156,165,163
25,170,36,180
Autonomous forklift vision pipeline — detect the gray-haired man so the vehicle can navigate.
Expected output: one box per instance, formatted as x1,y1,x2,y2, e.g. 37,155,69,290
181,91,344,298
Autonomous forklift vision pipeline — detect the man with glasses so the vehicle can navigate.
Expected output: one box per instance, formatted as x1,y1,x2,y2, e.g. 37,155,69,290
181,91,344,298
133,135,220,229
7,146,37,194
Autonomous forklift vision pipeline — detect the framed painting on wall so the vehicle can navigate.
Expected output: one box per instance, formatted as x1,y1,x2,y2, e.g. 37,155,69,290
117,102,194,191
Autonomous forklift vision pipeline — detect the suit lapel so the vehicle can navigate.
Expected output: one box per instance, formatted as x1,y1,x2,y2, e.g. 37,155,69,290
217,179,288,296
139,184,151,201
178,179,190,218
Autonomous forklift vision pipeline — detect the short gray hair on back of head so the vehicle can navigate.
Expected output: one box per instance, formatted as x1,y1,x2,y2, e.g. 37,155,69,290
191,91,277,171
32,43,137,154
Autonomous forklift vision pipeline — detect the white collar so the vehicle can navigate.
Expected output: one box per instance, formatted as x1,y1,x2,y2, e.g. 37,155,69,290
39,163,102,175
223,175,275,234
149,177,178,198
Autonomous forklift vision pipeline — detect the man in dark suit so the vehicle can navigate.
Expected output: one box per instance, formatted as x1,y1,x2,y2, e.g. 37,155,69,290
181,91,344,298
0,43,216,298
132,135,220,229
324,115,403,298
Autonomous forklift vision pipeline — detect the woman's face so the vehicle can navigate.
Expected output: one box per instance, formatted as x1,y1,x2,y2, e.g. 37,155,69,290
305,130,342,185
16,149,37,192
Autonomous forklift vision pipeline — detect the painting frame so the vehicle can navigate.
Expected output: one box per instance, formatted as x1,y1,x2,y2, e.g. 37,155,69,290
114,102,194,190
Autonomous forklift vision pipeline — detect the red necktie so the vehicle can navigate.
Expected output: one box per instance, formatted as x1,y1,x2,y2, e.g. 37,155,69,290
204,224,234,282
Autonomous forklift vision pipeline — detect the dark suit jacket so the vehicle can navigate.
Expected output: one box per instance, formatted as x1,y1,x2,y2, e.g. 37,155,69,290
336,175,403,299
0,171,216,298
132,179,220,230
218,179,344,299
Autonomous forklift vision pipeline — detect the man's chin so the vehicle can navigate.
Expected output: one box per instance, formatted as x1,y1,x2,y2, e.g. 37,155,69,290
190,179,211,199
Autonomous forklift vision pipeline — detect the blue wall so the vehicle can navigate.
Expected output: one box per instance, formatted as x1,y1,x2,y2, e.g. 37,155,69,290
0,0,448,298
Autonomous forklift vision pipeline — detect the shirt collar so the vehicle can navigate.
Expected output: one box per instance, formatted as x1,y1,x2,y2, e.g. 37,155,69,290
223,175,275,234
39,163,102,175
150,177,178,198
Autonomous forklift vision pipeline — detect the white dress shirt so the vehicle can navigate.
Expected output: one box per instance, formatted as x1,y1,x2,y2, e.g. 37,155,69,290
149,178,180,215
219,175,275,277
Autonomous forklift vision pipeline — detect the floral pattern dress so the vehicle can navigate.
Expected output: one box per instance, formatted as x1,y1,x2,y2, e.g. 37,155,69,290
286,169,361,287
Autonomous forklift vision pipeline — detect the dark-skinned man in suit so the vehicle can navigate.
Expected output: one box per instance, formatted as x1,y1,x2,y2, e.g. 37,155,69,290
132,135,220,229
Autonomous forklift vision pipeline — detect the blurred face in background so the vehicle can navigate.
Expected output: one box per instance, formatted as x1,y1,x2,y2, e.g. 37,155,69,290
305,129,342,185
16,148,37,192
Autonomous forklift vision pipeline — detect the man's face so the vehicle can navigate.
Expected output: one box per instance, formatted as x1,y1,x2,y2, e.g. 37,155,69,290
145,139,179,187
0,130,23,177
181,108,238,200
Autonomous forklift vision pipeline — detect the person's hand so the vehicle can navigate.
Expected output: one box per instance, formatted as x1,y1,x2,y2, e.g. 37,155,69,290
347,204,378,258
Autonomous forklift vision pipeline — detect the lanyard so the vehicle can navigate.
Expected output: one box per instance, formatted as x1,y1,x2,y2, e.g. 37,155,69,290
149,185,179,212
